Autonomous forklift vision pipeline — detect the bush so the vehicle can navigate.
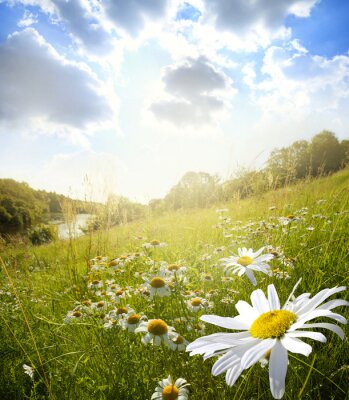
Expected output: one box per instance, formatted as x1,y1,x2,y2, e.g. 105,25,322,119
29,225,57,245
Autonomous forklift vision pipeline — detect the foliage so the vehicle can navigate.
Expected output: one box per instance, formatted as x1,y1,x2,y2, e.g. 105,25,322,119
29,225,58,245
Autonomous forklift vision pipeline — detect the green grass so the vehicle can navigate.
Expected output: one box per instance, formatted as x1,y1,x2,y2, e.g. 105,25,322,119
1,169,348,399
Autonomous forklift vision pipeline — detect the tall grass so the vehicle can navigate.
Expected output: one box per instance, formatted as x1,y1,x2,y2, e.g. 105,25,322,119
0,169,348,399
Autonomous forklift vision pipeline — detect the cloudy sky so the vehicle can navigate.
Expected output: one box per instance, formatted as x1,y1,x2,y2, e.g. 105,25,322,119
0,0,348,203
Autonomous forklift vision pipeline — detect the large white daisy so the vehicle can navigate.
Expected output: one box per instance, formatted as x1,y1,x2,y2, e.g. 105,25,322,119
187,281,348,399
220,247,274,285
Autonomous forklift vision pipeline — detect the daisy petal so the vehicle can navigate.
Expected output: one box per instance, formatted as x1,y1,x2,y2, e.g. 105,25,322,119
281,336,312,356
241,339,275,369
268,284,281,310
286,331,327,342
269,340,288,399
200,315,249,330
300,323,345,340
245,268,257,285
250,289,270,314
226,364,243,386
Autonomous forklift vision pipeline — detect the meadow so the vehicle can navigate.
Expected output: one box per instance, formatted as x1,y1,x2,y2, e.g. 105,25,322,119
0,169,348,400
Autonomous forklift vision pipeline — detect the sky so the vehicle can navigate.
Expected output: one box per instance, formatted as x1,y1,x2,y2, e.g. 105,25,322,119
0,0,348,203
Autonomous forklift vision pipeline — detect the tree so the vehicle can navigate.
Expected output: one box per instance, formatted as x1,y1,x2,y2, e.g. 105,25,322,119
310,131,345,175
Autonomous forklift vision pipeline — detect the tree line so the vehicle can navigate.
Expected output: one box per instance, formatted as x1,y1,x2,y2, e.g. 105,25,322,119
149,130,349,213
1,130,347,241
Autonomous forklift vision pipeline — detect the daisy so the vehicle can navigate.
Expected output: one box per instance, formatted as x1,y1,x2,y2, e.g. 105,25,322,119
23,364,34,380
186,297,213,313
143,276,171,298
135,319,176,346
160,263,187,277
120,312,147,332
220,247,274,286
169,334,189,351
187,280,348,399
143,240,167,249
151,375,190,400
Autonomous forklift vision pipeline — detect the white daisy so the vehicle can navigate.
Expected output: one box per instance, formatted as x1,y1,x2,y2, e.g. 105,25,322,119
169,334,189,352
220,247,274,285
187,280,348,399
120,312,147,332
186,297,213,313
143,240,167,249
135,319,176,346
143,276,171,298
23,364,34,380
151,375,189,400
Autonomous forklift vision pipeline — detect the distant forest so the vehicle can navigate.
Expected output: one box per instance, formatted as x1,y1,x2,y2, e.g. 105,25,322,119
0,130,348,240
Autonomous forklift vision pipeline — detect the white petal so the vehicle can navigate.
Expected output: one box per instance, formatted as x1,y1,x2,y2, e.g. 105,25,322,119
317,299,349,311
212,350,240,376
250,289,270,314
235,300,259,324
252,246,265,257
226,364,244,386
240,339,275,369
245,268,257,285
200,315,248,330
295,286,346,315
269,340,288,399
281,336,312,356
300,323,345,340
282,278,302,309
268,285,281,310
286,331,327,342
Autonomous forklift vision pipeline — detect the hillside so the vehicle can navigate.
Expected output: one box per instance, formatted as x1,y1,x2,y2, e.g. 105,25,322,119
0,169,348,400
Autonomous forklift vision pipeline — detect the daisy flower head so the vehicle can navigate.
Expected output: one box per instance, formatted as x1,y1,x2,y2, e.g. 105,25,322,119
151,375,190,400
143,276,171,298
169,334,189,351
186,297,213,313
160,263,187,277
143,240,167,249
23,364,34,380
120,311,147,332
187,280,348,399
135,319,176,346
220,247,274,286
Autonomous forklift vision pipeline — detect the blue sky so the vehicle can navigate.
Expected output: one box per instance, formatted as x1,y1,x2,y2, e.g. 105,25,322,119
0,0,348,202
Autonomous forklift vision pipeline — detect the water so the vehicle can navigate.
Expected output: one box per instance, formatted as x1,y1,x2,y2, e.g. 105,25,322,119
56,214,93,239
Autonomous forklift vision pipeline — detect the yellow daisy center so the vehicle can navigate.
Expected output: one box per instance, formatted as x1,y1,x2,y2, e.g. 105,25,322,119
150,277,166,288
286,214,295,219
204,274,212,280
117,307,128,315
250,310,297,338
72,311,82,317
237,256,253,267
150,240,160,246
127,314,141,324
168,264,180,271
120,255,127,260
173,335,185,344
109,260,118,266
82,300,91,306
147,319,168,335
97,301,105,308
115,290,124,296
191,298,202,307
92,280,100,285
162,385,179,400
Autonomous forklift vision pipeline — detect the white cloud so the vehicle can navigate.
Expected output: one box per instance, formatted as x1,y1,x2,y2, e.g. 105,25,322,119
102,0,171,38
17,9,38,27
149,56,235,126
0,28,115,141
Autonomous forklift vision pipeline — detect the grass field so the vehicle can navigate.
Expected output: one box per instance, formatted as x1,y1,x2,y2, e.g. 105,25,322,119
1,169,348,400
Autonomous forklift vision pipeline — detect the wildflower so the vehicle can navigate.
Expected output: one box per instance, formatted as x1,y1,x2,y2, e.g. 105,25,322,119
220,247,274,286
64,309,84,323
186,297,213,313
143,240,167,249
23,364,34,380
169,334,189,351
143,276,171,298
279,215,301,225
151,375,190,400
187,281,348,399
135,319,176,346
161,263,187,277
120,312,147,332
